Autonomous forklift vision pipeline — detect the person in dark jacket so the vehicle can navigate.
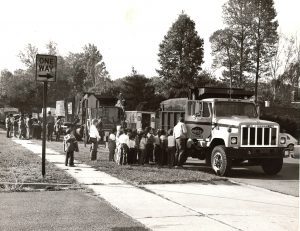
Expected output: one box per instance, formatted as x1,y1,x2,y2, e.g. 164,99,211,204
63,127,78,167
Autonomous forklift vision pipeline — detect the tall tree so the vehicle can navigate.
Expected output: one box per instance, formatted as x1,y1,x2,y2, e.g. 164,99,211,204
18,43,38,72
210,28,239,87
251,0,278,102
83,44,109,91
222,0,253,87
46,41,58,55
65,52,87,94
115,73,157,111
267,34,296,101
157,13,204,97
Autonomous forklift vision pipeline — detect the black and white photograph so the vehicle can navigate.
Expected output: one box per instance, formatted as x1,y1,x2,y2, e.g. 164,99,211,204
0,0,299,230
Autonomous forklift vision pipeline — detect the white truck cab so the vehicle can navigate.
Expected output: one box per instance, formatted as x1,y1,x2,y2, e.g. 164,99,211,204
160,87,286,176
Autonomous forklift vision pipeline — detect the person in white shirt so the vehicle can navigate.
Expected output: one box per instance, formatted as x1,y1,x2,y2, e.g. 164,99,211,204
89,119,101,161
108,128,116,161
167,129,176,167
173,117,187,167
117,129,130,165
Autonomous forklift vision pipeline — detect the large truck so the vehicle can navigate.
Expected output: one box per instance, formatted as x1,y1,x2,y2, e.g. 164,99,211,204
56,93,124,142
159,87,286,176
125,111,156,130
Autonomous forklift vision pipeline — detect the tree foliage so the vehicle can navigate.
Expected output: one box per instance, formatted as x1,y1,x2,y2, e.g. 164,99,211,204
115,73,157,111
211,0,279,102
83,44,110,91
157,13,204,97
251,0,278,102
222,0,253,87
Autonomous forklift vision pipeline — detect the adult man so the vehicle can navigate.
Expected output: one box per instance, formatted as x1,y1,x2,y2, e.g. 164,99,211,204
46,111,55,141
173,117,187,167
5,114,12,138
25,114,33,139
96,117,103,141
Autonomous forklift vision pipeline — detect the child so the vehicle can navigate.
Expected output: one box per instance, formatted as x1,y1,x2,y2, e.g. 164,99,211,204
18,116,26,139
117,129,129,165
13,116,19,138
153,129,161,164
108,128,116,161
167,129,176,168
139,131,148,165
127,130,137,164
145,127,154,164
63,127,79,167
159,129,168,166
135,128,143,165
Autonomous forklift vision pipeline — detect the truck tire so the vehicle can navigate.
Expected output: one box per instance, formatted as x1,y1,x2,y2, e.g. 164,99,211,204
261,158,283,175
211,145,232,176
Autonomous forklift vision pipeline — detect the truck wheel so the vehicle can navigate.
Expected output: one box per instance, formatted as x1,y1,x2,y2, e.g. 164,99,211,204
261,158,283,175
211,145,232,176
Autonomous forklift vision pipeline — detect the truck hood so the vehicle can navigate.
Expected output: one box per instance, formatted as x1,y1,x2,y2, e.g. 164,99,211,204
216,117,279,127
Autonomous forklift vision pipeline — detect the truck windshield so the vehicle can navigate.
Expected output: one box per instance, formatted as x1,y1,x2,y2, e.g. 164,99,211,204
215,102,258,118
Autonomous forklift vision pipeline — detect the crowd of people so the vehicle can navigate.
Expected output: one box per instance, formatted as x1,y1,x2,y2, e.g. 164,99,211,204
5,112,189,169
4,111,63,141
102,117,188,168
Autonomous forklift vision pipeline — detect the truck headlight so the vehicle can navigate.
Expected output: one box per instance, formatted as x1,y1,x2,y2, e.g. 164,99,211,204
231,137,238,144
280,137,286,144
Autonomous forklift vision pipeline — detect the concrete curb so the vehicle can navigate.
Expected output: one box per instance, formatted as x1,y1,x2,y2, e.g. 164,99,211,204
11,138,299,231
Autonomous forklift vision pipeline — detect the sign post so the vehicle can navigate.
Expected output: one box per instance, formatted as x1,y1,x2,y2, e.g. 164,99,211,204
36,54,57,177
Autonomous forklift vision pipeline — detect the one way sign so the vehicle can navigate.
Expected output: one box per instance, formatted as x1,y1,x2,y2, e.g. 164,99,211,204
36,54,57,82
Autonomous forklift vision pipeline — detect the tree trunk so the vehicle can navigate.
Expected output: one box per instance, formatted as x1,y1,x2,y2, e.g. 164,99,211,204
255,42,260,103
239,29,244,88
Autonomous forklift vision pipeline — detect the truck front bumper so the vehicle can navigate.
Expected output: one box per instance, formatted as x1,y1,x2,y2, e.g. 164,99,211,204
226,147,285,159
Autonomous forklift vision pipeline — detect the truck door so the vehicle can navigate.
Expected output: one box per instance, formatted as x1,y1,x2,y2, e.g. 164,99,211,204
185,100,212,140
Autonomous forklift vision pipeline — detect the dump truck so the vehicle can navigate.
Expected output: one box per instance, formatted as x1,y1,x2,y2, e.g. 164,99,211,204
159,87,286,176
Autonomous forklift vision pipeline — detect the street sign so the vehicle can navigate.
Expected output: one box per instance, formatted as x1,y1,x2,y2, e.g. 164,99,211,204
36,54,57,82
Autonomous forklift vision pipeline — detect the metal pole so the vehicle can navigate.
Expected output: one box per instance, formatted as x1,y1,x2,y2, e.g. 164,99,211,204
42,81,47,177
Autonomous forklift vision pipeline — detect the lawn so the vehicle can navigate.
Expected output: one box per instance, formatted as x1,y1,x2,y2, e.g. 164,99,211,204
39,138,223,185
0,130,77,192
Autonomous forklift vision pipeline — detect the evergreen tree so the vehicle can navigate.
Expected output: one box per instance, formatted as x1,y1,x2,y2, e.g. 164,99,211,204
157,13,204,97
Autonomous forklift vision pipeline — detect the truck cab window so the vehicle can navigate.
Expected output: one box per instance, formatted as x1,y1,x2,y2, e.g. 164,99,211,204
202,102,210,117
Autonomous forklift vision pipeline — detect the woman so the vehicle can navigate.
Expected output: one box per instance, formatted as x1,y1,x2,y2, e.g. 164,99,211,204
89,119,101,161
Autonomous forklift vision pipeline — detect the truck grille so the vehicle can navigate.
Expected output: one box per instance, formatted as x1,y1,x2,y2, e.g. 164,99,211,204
241,125,278,147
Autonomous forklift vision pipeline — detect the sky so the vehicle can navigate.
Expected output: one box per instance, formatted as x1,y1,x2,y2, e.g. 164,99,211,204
0,0,299,80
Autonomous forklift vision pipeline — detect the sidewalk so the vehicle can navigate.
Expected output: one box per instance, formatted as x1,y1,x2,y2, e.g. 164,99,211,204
13,139,299,231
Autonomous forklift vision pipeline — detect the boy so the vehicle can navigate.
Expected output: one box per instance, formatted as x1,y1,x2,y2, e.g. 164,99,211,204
167,129,176,168
63,128,78,167
117,129,129,165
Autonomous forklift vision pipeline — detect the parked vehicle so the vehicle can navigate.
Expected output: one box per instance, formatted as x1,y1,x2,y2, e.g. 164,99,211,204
280,133,298,151
159,87,287,176
125,111,156,130
56,93,124,144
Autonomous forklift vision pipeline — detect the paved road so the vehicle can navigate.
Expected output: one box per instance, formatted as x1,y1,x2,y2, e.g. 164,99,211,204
8,138,299,230
0,191,148,231
185,157,299,197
